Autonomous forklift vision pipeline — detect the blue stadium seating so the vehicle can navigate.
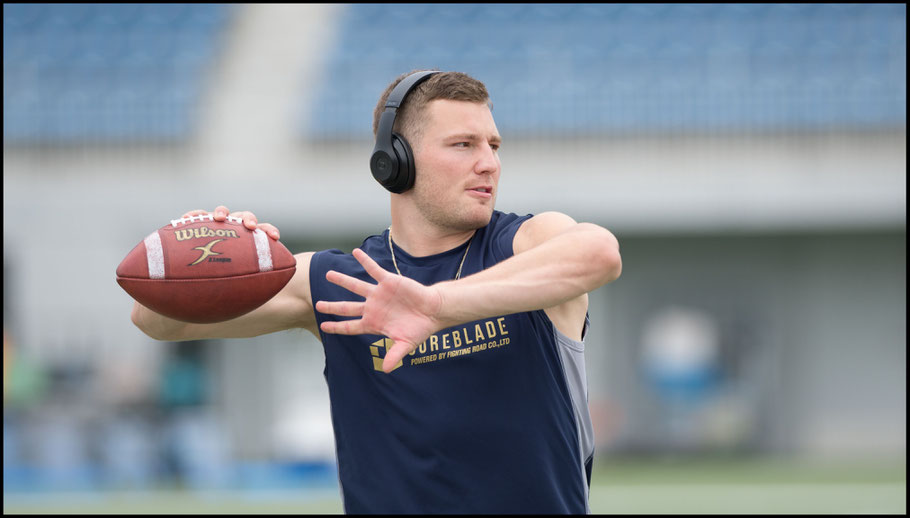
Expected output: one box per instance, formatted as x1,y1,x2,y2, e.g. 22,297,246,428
3,4,232,143
4,4,904,142
305,3,906,139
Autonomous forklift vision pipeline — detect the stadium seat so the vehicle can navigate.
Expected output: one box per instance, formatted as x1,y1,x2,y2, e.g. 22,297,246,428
3,4,233,143
305,3,906,139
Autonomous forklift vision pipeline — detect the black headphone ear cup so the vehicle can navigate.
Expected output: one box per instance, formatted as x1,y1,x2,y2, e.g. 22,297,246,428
389,133,416,193
371,71,438,193
370,148,398,187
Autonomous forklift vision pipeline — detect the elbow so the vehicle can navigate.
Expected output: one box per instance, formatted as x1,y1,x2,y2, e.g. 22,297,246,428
131,302,183,341
603,246,622,284
130,303,147,332
585,224,622,287
130,303,160,340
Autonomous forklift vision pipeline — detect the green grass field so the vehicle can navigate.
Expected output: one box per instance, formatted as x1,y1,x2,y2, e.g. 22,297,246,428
4,458,905,514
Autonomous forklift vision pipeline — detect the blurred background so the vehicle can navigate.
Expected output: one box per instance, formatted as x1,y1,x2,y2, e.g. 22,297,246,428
3,3,905,514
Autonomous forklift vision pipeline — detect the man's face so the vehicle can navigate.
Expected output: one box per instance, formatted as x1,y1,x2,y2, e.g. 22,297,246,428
410,99,502,232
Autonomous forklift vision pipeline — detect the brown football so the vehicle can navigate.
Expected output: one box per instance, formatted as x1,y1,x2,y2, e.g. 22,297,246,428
116,214,296,324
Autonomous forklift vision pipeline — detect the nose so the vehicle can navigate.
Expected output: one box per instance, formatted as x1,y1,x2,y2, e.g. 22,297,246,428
474,142,500,175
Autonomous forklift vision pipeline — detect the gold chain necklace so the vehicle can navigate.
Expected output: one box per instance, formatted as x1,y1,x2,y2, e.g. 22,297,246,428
387,227,472,280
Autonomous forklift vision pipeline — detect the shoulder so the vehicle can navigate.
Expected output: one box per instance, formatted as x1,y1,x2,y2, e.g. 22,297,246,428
311,233,387,273
310,233,390,288
512,211,579,255
310,248,360,278
480,211,534,262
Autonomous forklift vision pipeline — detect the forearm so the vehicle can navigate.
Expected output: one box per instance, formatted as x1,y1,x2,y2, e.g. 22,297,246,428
435,223,621,327
132,294,317,342
130,252,318,341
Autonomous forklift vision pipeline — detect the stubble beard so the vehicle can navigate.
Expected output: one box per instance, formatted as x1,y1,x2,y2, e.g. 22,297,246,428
413,182,495,233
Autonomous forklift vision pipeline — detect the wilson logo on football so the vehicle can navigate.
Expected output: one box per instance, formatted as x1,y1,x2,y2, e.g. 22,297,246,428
189,239,232,266
175,226,240,242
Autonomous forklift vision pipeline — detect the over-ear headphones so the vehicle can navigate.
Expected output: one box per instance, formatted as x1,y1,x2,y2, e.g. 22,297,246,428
370,70,440,193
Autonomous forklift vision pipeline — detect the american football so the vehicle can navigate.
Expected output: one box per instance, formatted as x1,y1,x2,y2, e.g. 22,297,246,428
116,214,296,323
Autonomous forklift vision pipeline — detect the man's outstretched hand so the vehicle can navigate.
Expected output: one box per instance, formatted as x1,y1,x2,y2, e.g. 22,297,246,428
314,248,446,373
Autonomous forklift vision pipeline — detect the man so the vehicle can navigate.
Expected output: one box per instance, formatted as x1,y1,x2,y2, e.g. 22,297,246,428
131,70,622,513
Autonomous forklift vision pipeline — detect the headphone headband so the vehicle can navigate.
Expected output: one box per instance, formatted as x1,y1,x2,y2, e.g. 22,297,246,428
384,70,438,109
370,70,440,193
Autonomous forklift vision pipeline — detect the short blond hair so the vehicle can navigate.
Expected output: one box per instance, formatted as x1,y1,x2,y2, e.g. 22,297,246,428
372,70,491,146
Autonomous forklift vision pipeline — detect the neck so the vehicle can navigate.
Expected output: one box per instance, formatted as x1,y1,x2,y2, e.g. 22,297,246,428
390,204,476,257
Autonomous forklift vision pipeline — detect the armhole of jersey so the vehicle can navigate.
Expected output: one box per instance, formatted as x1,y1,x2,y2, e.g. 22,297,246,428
495,213,534,263
547,310,594,510
552,313,590,352
309,250,330,342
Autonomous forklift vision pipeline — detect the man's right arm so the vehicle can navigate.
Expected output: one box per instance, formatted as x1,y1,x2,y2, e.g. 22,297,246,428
131,251,318,341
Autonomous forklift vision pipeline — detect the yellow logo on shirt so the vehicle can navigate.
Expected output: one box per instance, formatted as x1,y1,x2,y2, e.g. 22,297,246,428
371,338,402,372
371,317,511,373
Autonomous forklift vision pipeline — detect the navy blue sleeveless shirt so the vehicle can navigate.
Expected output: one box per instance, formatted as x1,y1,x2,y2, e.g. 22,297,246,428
310,211,593,514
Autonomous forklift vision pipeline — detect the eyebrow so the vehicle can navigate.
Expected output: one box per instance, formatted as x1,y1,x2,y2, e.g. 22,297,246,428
445,133,502,145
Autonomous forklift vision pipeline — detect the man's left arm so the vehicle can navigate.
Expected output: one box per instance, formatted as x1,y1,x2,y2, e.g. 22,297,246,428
315,212,621,372
435,211,621,331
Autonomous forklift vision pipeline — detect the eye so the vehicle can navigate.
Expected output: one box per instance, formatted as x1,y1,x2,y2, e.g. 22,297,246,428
454,142,469,148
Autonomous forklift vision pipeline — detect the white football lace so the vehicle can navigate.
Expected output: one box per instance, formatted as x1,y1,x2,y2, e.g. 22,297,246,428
170,214,244,227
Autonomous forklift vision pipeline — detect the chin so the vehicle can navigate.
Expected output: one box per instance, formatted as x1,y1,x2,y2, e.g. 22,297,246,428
417,193,496,231
464,206,495,229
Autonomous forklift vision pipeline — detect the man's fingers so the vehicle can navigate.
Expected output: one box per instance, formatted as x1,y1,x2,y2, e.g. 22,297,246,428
258,223,281,240
182,206,229,220
326,270,375,298
383,341,413,373
319,319,366,336
229,210,258,230
180,207,267,231
182,209,210,219
314,300,364,318
213,206,230,220
353,248,391,282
